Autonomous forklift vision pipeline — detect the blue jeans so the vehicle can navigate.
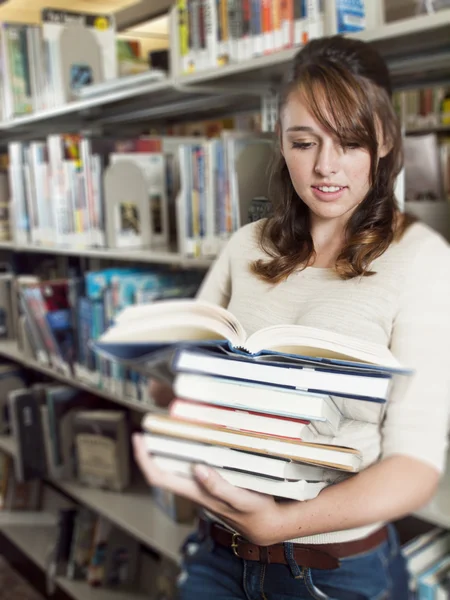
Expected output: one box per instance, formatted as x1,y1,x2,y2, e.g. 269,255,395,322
177,524,410,600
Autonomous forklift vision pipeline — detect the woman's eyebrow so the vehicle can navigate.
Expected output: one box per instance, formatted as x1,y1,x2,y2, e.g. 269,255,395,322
285,125,316,133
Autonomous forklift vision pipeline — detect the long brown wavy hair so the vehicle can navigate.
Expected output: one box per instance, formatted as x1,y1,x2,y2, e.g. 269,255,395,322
252,36,415,282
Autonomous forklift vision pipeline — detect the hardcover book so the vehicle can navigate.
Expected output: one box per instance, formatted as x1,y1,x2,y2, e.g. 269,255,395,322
94,298,411,401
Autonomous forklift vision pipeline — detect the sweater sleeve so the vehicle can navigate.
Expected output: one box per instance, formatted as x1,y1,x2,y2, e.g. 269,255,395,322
381,234,450,473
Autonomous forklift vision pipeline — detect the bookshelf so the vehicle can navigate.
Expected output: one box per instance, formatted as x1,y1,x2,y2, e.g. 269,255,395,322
0,5,449,596
0,435,192,564
0,522,149,600
0,340,158,414
0,10,448,139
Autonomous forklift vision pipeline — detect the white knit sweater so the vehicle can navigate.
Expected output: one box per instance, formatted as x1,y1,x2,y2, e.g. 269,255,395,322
197,219,450,544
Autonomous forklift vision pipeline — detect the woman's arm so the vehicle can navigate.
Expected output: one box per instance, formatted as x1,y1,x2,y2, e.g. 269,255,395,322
273,454,440,543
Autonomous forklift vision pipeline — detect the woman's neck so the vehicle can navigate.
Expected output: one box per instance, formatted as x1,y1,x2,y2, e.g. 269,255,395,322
309,217,347,268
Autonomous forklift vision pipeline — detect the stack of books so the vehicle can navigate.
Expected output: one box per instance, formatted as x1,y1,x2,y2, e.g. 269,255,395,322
95,299,411,501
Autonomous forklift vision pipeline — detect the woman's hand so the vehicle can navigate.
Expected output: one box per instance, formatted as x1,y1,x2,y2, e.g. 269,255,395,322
133,433,290,546
149,379,174,408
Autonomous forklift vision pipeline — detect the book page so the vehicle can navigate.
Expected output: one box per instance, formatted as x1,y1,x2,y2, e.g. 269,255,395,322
99,299,246,347
245,324,402,369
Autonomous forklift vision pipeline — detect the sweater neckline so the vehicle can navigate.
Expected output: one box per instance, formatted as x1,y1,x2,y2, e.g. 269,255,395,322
294,266,337,279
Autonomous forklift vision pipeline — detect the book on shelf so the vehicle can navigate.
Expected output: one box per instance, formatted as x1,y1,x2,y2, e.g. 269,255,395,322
10,132,254,255
0,171,11,242
175,0,374,76
73,409,130,492
48,506,143,591
0,362,27,435
19,280,74,374
8,388,48,482
11,266,202,400
418,554,450,600
94,298,410,401
403,528,450,592
176,132,273,258
0,450,41,511
66,507,97,581
0,22,44,120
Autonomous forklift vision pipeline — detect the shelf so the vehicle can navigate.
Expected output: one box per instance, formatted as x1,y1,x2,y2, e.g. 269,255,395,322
55,481,192,564
0,11,447,138
178,46,299,86
180,11,450,89
0,434,16,456
0,75,257,138
0,242,213,268
0,433,191,563
0,78,174,131
0,340,155,414
405,124,450,135
0,521,147,600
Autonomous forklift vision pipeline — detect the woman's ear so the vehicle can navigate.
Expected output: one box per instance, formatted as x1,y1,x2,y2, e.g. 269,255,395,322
378,138,391,159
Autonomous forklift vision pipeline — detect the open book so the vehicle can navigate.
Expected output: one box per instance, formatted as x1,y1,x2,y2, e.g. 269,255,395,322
94,299,409,376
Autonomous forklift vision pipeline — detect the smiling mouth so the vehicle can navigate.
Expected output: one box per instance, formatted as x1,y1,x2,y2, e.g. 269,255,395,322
312,185,347,193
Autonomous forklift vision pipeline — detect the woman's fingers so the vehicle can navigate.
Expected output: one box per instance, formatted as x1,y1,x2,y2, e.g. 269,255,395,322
133,434,232,513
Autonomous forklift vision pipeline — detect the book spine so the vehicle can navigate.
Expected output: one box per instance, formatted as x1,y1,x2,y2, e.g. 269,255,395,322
281,0,293,48
178,0,190,73
272,0,283,52
218,0,230,65
203,0,218,69
262,0,274,54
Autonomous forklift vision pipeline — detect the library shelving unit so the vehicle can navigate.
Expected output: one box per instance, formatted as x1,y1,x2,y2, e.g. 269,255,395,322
0,6,449,600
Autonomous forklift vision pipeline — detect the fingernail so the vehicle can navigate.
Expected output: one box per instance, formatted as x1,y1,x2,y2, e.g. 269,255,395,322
194,465,209,481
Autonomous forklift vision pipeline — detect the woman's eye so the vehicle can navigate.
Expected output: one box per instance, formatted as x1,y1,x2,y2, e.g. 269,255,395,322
343,142,361,150
291,141,314,150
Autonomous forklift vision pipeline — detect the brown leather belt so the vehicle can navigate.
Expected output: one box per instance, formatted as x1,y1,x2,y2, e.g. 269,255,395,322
199,518,388,570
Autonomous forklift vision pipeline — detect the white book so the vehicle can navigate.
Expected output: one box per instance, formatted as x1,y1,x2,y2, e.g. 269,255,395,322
173,373,341,435
170,397,318,440
8,143,30,245
305,0,324,39
203,0,218,69
152,454,328,500
143,414,362,472
175,348,394,402
146,434,326,480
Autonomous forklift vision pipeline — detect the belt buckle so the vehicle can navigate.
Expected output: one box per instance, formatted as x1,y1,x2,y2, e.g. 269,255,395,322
231,532,240,557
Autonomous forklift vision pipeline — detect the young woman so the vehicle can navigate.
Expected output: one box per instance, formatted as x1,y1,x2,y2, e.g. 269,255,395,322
133,36,450,599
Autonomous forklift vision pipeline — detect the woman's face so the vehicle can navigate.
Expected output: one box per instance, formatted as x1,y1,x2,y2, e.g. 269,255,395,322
280,92,381,226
